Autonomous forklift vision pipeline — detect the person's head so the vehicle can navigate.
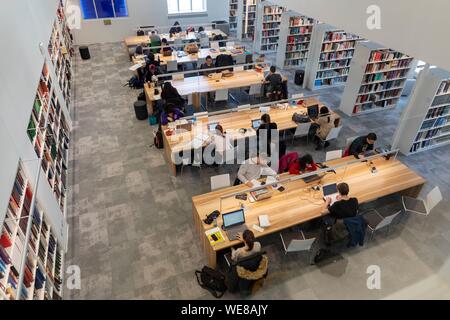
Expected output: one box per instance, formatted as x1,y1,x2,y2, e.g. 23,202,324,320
261,113,271,125
151,31,156,35
174,21,180,26
256,152,269,166
205,55,213,64
147,63,156,73
299,154,314,170
337,183,350,197
215,124,224,136
366,133,377,145
146,51,155,61
161,38,168,45
270,66,276,74
243,230,256,251
198,26,205,32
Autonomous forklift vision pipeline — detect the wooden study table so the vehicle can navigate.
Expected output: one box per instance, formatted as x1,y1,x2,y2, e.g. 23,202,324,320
144,69,268,113
161,98,339,176
192,156,426,268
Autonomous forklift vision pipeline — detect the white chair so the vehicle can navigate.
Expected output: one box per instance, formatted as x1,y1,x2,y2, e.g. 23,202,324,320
234,66,244,72
174,38,184,50
211,41,220,50
364,209,402,240
243,83,262,103
166,60,178,73
318,126,343,147
172,73,184,81
226,41,235,48
200,37,210,48
215,89,229,103
346,136,358,148
292,93,304,100
237,104,251,112
291,122,311,144
280,230,317,264
402,186,442,216
325,150,343,161
234,53,247,65
210,174,231,191
180,149,203,175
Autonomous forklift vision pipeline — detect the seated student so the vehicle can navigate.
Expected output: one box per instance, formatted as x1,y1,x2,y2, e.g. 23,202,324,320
161,82,184,108
200,55,215,75
134,42,146,56
313,106,336,150
237,153,277,187
231,230,262,262
278,152,298,173
265,66,283,101
160,38,173,55
184,39,199,54
143,63,160,83
346,133,377,159
160,104,184,126
150,31,161,44
169,21,182,35
288,154,318,175
196,26,208,39
322,183,359,245
210,124,233,164
256,114,279,157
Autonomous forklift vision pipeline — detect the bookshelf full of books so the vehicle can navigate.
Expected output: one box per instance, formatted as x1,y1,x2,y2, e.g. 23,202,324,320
254,1,286,53
393,67,450,155
229,0,239,32
0,163,65,300
237,0,258,40
303,24,361,90
276,11,316,69
339,41,414,116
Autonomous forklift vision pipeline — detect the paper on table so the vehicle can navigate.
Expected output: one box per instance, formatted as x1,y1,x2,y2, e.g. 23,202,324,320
266,176,282,190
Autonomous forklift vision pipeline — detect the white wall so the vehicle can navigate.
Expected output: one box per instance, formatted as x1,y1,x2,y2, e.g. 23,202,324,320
272,0,450,72
68,0,229,45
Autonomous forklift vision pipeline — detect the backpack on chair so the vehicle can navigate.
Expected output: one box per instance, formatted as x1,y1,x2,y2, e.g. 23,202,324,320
195,266,227,298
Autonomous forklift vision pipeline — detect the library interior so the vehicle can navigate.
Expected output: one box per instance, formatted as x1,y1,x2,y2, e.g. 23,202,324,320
1,0,450,301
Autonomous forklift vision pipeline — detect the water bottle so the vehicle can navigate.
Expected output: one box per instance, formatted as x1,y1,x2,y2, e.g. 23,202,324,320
213,217,218,228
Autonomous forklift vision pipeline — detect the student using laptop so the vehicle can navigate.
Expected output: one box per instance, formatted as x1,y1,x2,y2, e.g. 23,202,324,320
345,133,378,159
231,230,261,262
236,153,277,187
322,183,359,245
265,66,283,101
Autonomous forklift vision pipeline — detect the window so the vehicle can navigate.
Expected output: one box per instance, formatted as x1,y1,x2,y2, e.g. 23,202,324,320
80,0,128,19
167,0,207,14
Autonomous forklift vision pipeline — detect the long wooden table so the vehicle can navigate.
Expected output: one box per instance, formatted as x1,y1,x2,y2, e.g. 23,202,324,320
192,156,426,268
144,69,268,113
161,98,339,176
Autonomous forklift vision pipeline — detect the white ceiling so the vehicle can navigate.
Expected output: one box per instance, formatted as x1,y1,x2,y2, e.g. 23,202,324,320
272,0,450,71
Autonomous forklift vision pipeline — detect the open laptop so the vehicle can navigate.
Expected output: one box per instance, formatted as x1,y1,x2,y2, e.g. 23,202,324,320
251,119,261,130
222,209,247,241
322,183,339,205
302,174,321,183
307,104,319,119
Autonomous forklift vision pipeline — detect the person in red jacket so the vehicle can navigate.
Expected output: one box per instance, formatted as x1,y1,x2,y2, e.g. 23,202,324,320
289,154,318,175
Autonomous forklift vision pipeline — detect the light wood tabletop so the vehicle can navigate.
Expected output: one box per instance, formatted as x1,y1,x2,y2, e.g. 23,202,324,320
191,156,426,268
160,98,340,176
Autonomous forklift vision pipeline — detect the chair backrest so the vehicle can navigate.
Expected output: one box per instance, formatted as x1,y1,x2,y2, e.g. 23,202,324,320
425,186,443,213
210,174,231,191
215,89,229,102
326,150,343,161
234,66,244,72
200,37,210,48
287,238,316,253
346,136,358,148
172,73,184,81
292,93,304,100
249,83,262,95
325,126,343,142
235,53,246,65
211,41,220,50
237,104,251,112
167,60,178,72
375,211,401,231
226,41,235,48
294,122,311,137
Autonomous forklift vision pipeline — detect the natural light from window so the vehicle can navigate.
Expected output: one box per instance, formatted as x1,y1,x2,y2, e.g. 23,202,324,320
167,0,207,14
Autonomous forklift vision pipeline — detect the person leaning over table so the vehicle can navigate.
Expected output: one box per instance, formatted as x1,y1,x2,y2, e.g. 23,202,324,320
231,229,262,262
169,21,182,35
236,153,277,187
345,133,378,159
312,106,336,150
288,154,318,175
321,182,359,246
160,104,184,126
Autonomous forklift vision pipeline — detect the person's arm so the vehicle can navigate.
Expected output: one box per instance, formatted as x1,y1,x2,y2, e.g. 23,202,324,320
349,138,362,159
261,165,277,177
237,163,250,185
322,197,332,214
160,113,168,126
288,162,300,175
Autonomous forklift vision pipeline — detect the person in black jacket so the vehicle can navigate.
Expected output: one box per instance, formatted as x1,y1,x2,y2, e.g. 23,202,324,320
161,82,184,110
169,21,182,34
257,114,285,157
322,183,359,245
348,133,377,159
265,66,283,101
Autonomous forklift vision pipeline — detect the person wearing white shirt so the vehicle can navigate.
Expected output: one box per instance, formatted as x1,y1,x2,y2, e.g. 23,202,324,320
237,153,277,187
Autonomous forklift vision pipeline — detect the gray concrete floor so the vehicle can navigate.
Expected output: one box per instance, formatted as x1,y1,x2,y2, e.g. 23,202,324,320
65,42,450,300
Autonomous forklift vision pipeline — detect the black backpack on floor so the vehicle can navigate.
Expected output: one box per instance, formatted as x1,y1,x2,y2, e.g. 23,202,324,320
195,266,227,298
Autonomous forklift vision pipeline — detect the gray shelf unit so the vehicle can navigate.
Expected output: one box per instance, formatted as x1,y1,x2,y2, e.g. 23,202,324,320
303,23,361,90
339,41,414,116
237,0,258,41
253,0,286,53
393,67,450,155
229,0,239,31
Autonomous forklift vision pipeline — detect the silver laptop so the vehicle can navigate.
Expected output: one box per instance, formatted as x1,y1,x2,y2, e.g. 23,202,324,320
323,183,339,205
222,209,247,241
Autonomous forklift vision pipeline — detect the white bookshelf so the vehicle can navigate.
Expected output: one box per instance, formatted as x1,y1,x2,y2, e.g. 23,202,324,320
229,0,239,31
253,0,286,53
276,10,316,69
303,23,361,90
237,0,258,40
393,67,450,155
339,41,414,116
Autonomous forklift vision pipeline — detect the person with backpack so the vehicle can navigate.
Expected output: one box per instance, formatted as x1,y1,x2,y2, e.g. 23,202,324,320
265,66,283,101
231,230,262,262
161,82,184,109
169,21,182,35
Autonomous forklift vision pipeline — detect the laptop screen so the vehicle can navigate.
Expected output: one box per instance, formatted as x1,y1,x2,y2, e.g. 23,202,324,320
222,209,245,229
323,183,338,196
252,119,261,129
307,104,319,119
